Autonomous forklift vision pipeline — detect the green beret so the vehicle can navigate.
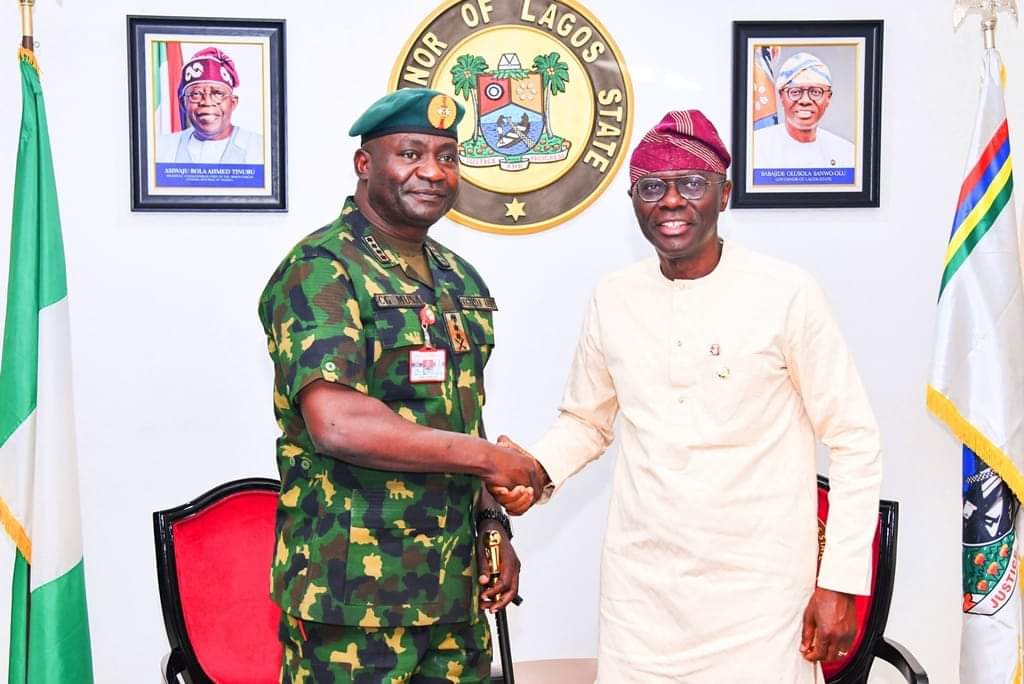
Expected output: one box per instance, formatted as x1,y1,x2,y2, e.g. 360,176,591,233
349,88,465,142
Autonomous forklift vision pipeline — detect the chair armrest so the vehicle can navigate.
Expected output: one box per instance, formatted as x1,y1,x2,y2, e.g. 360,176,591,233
875,637,929,683
163,648,187,683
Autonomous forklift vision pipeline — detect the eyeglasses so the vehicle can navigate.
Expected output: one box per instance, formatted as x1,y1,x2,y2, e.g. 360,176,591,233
184,87,232,104
781,86,832,102
631,176,725,202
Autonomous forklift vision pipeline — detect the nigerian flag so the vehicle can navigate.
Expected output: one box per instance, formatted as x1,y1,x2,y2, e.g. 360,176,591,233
0,51,93,682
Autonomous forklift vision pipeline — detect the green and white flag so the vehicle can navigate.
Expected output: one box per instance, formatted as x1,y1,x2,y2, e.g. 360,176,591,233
0,50,93,683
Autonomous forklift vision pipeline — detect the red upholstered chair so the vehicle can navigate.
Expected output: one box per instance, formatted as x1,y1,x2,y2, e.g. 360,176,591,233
154,478,282,684
817,475,928,683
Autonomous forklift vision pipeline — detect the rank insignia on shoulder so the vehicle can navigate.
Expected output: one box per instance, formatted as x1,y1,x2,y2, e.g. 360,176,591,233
458,296,498,311
374,294,427,308
444,312,472,353
362,235,397,266
424,243,452,270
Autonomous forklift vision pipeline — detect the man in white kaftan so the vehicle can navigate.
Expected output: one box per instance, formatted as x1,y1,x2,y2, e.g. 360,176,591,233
491,110,882,683
753,122,854,169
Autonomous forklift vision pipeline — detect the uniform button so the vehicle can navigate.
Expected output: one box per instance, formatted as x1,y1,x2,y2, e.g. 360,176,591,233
300,458,311,470
324,361,337,372
676,340,683,347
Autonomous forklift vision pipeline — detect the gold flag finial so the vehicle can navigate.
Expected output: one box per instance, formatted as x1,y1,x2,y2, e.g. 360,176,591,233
19,0,36,51
954,0,1020,48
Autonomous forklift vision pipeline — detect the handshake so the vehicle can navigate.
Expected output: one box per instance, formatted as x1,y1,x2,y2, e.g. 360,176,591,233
482,435,549,515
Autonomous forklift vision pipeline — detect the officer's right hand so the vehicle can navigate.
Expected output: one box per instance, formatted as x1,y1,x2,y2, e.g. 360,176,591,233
484,439,543,491
485,435,545,515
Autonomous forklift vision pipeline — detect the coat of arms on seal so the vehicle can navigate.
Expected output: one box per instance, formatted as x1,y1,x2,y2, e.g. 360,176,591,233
391,0,633,234
456,51,570,171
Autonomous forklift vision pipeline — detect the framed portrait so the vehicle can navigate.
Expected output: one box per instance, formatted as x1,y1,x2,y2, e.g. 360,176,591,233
731,20,882,208
127,16,286,211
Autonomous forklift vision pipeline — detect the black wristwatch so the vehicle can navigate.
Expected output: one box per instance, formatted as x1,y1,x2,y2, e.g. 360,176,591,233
476,507,513,539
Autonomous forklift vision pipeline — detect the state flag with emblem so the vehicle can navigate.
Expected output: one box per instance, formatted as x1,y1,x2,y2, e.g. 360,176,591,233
927,47,1024,684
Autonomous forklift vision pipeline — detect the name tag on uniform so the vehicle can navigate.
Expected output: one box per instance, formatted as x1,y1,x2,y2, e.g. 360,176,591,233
409,349,446,383
457,296,498,311
374,294,426,308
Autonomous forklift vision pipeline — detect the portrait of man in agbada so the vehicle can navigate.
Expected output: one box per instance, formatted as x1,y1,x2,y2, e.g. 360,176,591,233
156,46,264,164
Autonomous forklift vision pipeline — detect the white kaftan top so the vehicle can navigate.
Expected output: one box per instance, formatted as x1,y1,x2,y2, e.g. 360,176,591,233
531,242,882,683
753,124,855,168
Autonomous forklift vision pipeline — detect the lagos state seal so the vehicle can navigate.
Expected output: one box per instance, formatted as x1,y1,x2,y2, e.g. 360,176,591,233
391,0,633,234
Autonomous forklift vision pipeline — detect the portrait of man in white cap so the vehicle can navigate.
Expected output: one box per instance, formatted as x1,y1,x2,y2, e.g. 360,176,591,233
752,51,855,170
155,46,264,164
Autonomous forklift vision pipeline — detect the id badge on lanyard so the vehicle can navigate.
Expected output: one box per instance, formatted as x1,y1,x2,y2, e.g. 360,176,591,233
409,305,446,383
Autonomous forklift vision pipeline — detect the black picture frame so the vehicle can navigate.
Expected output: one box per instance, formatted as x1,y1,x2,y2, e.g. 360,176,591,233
731,20,882,208
127,16,286,211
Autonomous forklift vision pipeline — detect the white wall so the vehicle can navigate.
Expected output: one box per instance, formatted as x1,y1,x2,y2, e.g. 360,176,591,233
1,1,1022,682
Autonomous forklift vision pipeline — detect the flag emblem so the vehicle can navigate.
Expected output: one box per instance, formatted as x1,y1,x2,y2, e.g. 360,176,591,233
962,467,1018,616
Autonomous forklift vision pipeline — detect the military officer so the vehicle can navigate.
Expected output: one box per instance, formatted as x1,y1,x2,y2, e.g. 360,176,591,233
258,88,541,683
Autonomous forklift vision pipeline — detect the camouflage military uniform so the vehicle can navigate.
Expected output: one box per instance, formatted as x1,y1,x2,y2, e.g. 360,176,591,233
258,198,498,682
279,612,490,683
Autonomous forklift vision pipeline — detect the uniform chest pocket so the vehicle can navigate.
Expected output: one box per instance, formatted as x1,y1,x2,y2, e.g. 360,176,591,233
699,353,782,426
343,489,447,607
460,309,496,362
368,315,444,403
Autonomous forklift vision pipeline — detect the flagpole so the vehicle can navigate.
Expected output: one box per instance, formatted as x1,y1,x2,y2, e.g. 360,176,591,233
19,0,34,51
981,16,998,48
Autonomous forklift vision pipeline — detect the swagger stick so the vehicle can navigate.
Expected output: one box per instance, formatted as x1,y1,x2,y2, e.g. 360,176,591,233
487,529,515,684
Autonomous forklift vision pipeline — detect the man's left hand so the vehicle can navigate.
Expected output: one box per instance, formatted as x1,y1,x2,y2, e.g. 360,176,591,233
477,522,520,613
800,587,856,662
